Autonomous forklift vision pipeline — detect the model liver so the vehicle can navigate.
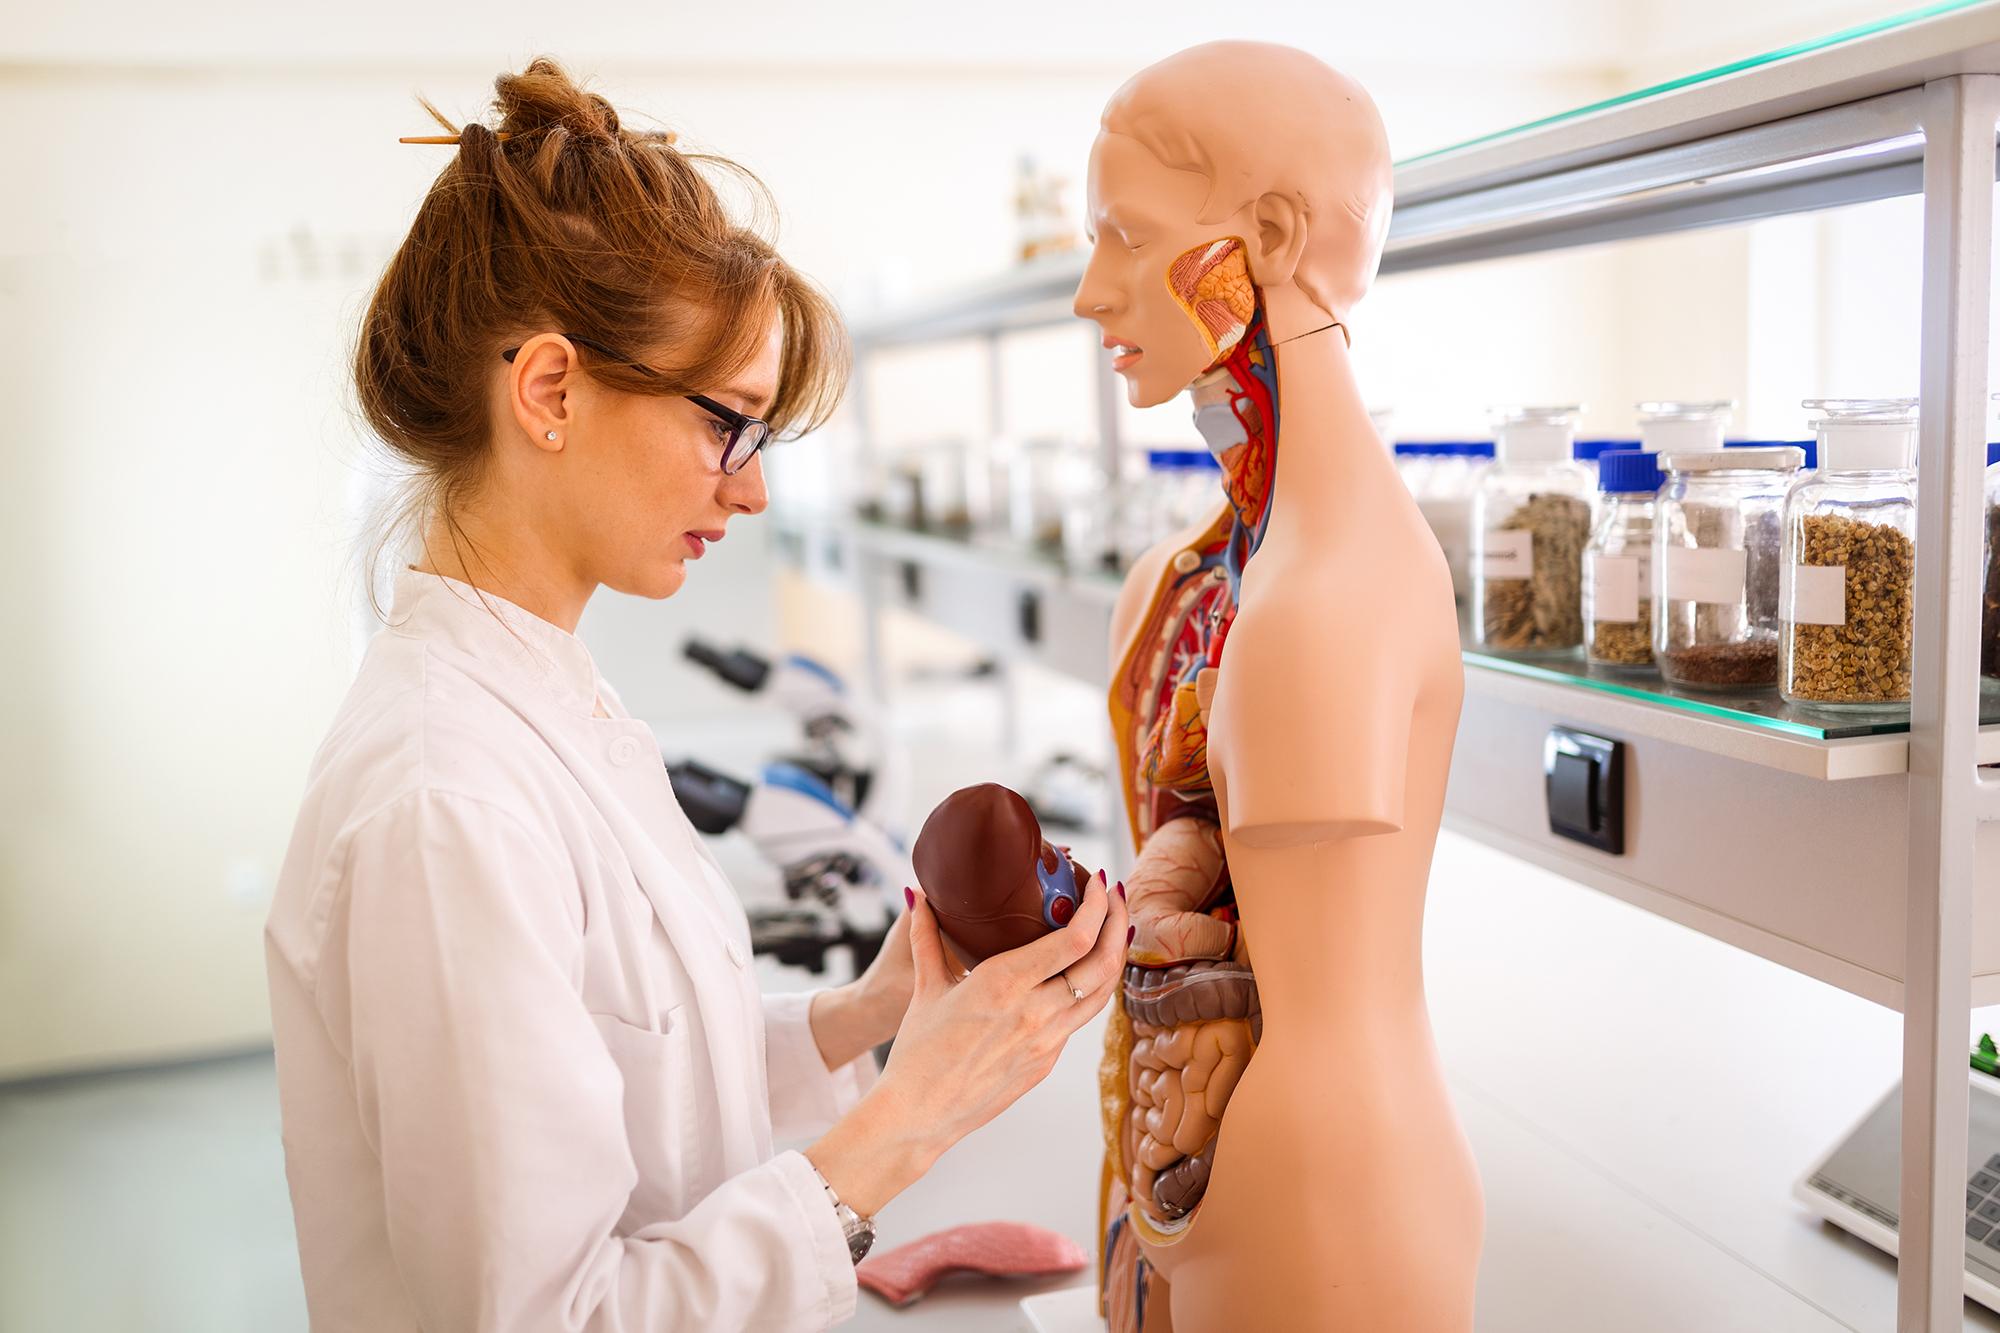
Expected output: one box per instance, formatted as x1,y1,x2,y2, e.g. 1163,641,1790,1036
911,783,1095,963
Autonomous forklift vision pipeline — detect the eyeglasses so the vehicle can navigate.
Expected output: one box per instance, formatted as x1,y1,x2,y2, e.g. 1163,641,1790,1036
501,333,773,475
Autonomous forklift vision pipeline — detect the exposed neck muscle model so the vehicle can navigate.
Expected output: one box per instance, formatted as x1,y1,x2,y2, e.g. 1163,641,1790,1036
1072,41,1482,1333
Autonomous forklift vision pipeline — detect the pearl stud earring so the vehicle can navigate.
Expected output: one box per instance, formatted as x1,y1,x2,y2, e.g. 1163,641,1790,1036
545,430,558,441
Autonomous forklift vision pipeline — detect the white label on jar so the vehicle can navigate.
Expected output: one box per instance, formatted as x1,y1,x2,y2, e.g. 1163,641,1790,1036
1586,552,1643,623
1663,546,1748,605
1789,564,1847,626
1481,529,1534,581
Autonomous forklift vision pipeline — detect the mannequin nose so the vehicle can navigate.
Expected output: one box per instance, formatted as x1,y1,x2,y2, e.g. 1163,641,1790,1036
1072,283,1119,322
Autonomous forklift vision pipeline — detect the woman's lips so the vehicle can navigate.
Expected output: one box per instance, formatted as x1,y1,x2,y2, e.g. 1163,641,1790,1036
682,533,707,557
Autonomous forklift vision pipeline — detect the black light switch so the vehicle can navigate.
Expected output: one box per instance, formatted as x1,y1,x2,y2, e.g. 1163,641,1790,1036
1018,589,1042,644
1544,727,1625,854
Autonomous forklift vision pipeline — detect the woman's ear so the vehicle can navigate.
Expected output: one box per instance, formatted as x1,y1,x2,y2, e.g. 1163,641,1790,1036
507,334,578,452
1245,190,1309,291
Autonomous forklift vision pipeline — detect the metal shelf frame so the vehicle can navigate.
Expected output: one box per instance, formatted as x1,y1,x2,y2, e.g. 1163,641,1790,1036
813,13,2000,1325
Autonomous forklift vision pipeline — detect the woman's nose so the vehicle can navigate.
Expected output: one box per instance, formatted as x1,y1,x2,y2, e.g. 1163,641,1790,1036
721,451,769,515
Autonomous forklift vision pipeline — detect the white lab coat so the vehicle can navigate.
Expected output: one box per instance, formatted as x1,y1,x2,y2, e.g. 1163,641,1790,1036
265,566,878,1332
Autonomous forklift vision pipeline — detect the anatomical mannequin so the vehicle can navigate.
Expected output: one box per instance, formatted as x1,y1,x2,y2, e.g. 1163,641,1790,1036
1073,42,1483,1331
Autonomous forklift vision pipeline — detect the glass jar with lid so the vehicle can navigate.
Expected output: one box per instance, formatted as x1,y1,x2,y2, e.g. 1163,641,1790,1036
1584,449,1663,671
1637,400,1733,454
1779,398,1918,711
1653,445,1804,690
1145,447,1222,541
1979,438,1998,688
1391,442,1436,498
1470,405,1594,657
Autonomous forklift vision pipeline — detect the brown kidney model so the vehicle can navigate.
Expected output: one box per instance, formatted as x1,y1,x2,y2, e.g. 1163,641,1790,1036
911,783,1096,964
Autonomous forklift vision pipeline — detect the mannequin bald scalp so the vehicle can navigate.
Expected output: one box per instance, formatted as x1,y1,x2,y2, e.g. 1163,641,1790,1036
1099,40,1393,329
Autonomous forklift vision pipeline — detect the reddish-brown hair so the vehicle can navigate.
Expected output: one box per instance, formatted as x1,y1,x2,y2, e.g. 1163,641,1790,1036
355,57,848,608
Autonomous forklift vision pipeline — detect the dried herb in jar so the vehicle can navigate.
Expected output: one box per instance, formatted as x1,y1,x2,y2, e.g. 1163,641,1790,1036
1984,503,2000,680
1483,494,1590,653
1785,513,1916,704
1743,507,1784,629
1661,638,1780,688
1590,602,1654,666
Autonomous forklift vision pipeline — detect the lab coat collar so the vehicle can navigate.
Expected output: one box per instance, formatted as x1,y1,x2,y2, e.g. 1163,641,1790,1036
387,566,604,717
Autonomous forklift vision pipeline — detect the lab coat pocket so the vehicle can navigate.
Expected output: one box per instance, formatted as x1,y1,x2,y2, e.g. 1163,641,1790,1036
588,1006,702,1232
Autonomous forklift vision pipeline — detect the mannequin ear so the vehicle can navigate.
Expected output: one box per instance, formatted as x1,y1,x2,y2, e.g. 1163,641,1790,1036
1245,191,1308,289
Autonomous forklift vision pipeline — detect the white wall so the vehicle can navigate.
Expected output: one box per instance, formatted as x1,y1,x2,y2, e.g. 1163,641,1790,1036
0,0,1934,1077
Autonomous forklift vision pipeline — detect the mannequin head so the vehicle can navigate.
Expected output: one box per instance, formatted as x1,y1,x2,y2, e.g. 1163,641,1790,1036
1072,42,1393,408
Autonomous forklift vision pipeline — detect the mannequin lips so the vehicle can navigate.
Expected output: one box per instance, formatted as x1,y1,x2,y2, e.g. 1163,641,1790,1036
1103,333,1144,372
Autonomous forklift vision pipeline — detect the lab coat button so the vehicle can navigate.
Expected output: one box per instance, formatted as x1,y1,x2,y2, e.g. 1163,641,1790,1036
610,735,643,766
725,938,748,968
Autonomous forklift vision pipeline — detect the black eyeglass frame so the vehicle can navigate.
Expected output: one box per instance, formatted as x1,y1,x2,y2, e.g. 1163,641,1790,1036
500,333,773,475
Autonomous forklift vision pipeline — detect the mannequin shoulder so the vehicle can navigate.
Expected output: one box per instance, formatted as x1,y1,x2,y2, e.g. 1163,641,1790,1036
1107,507,1224,654
1228,547,1461,695
1109,538,1177,651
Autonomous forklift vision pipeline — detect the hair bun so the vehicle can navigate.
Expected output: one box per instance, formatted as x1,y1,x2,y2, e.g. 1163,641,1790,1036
493,56,622,143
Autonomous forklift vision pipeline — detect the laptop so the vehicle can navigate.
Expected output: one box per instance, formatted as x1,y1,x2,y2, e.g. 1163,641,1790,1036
1794,1043,2000,1313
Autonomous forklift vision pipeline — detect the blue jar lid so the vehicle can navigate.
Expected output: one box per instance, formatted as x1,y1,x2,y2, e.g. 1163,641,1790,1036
1146,448,1220,471
1574,438,1638,461
1597,448,1664,494
1459,441,1497,459
1726,438,1818,469
1989,441,2000,467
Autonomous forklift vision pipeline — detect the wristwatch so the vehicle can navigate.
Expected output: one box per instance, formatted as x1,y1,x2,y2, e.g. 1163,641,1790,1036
807,1162,877,1265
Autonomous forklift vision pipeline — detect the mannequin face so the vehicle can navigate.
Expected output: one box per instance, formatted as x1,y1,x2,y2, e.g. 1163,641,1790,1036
1074,131,1255,409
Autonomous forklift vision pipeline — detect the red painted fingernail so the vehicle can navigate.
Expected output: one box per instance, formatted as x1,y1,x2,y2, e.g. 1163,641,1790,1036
904,886,915,910
1116,880,1126,900
1127,925,1135,945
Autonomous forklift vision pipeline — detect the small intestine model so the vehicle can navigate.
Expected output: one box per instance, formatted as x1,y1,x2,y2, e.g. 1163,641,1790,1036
911,783,1099,966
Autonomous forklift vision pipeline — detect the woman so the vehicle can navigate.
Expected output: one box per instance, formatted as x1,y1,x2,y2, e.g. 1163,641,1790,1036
263,59,1127,1332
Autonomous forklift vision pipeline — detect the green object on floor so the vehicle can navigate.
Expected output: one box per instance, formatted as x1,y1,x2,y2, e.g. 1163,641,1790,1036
1974,1034,1999,1077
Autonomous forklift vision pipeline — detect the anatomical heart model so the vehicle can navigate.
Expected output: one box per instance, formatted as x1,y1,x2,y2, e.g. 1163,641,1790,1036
1073,42,1483,1332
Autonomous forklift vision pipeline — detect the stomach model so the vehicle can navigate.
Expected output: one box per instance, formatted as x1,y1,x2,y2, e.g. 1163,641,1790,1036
912,783,1098,966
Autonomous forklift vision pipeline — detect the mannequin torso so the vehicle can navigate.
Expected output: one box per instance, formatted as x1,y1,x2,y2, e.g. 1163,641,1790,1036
1096,323,1482,1331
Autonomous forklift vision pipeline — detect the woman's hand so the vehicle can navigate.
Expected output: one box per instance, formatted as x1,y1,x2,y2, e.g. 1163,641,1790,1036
805,871,1128,1216
806,908,915,1071
851,906,916,1035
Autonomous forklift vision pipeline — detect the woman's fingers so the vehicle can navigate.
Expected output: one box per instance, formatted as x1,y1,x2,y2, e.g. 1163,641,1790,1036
1000,870,1109,988
1060,876,1128,1001
903,888,955,997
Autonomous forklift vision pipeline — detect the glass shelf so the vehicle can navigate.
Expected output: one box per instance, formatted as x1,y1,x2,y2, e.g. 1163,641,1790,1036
1464,646,2000,740
1397,0,1989,169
